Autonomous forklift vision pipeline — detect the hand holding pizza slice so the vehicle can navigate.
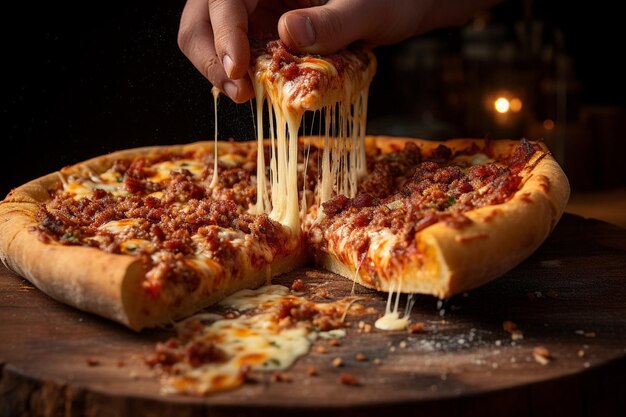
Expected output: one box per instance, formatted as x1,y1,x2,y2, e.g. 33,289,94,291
177,0,501,103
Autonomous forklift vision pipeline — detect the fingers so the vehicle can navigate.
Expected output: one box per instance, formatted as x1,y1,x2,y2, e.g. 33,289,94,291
178,0,253,103
208,0,255,80
278,0,426,54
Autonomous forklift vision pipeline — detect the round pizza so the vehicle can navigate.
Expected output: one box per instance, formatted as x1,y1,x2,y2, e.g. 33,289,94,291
0,136,569,331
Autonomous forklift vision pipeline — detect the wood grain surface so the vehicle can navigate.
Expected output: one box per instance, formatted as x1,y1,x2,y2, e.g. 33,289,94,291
1,213,625,417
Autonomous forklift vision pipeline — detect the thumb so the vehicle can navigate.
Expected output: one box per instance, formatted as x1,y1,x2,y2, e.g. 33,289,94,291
278,0,418,54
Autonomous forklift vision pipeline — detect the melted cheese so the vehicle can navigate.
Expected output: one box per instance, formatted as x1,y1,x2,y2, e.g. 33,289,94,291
221,284,291,311
218,153,246,167
209,86,220,188
191,226,273,266
252,49,376,232
148,159,204,183
99,171,122,184
252,77,302,233
64,153,206,200
64,178,126,199
64,181,94,198
148,191,164,199
375,310,408,331
160,284,356,395
375,283,416,331
98,218,141,233
298,58,338,75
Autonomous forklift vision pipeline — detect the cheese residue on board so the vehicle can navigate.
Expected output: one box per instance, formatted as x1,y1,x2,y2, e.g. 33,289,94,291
375,282,416,331
148,284,364,395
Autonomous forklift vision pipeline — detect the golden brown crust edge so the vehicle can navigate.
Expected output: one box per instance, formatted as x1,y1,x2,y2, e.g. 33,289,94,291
0,140,303,331
0,198,143,328
318,136,570,299
0,199,303,331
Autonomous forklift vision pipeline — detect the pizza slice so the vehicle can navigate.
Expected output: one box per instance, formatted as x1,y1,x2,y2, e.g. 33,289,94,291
250,39,376,114
249,39,377,232
306,137,570,301
0,141,304,330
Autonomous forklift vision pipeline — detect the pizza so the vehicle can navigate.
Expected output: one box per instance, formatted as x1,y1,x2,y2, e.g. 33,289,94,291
0,136,569,328
0,40,569,336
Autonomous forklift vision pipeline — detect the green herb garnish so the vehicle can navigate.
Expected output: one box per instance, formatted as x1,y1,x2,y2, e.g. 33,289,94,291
448,196,456,206
61,233,80,243
262,358,281,367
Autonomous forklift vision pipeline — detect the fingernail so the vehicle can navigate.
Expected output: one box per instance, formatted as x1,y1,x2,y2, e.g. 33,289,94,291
285,14,315,47
223,54,235,79
223,81,238,100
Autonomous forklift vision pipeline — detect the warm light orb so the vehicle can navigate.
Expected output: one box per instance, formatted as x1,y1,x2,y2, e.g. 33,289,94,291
543,119,555,130
510,98,522,112
494,97,510,113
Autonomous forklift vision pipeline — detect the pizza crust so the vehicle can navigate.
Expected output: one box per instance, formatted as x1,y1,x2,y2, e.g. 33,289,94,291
315,136,570,299
0,199,144,327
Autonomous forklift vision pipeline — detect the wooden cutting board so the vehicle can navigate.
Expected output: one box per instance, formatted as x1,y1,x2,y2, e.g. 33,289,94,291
1,213,625,417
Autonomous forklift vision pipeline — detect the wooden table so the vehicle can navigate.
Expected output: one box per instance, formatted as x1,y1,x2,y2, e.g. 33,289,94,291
1,213,625,417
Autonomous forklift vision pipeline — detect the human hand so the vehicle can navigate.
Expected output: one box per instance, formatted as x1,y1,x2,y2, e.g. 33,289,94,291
178,0,500,103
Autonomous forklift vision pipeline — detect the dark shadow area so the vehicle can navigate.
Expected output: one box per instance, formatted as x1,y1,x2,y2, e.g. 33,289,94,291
2,0,624,197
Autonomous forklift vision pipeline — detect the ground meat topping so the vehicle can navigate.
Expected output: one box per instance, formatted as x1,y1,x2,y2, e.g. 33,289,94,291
37,139,540,302
308,140,540,261
37,144,291,301
251,38,373,108
145,334,227,371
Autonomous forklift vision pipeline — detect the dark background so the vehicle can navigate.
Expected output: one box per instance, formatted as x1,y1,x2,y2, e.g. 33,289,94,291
2,0,625,198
